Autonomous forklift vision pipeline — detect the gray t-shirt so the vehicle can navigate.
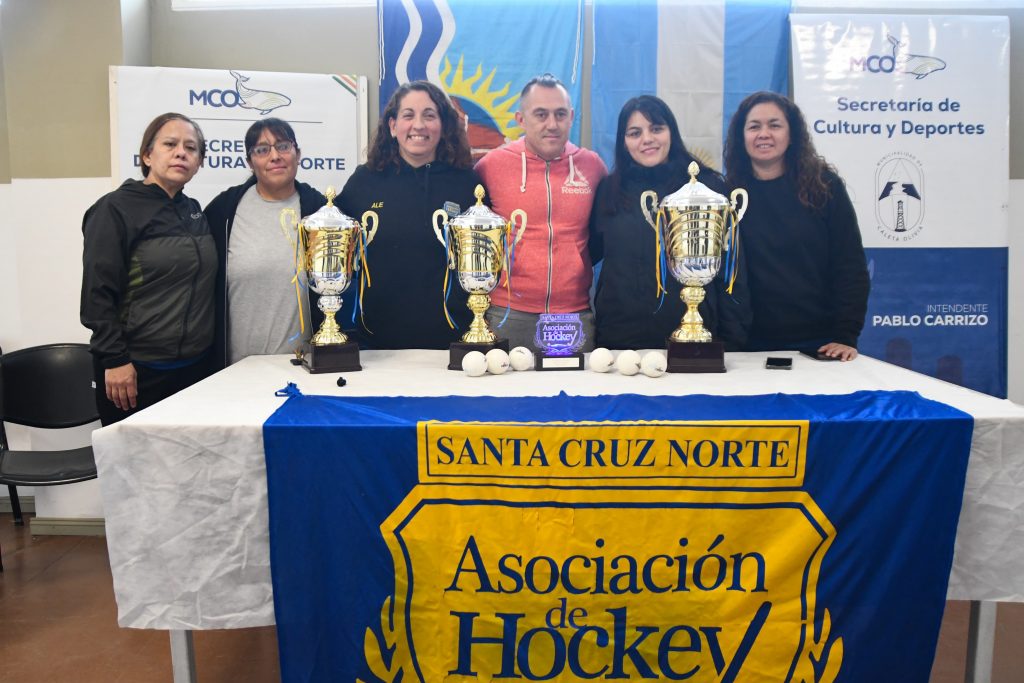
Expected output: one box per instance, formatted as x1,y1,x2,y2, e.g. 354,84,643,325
226,186,308,364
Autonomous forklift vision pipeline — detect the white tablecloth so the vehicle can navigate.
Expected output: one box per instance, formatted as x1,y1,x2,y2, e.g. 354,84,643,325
92,350,1024,629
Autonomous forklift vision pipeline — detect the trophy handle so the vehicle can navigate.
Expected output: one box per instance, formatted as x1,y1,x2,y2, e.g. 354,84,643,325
431,209,449,248
640,190,660,231
280,207,304,276
280,207,299,245
432,208,457,268
361,210,378,245
509,209,528,247
730,188,749,223
280,207,298,228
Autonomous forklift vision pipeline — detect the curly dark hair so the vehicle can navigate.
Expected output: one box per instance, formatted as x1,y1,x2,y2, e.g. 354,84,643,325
367,81,472,171
599,95,710,215
724,91,835,212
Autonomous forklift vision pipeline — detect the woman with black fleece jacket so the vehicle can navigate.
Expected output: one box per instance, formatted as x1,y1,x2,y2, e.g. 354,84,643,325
724,91,869,361
338,81,480,349
589,95,751,351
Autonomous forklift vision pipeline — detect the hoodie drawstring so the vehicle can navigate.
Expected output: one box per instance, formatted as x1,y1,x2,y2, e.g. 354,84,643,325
521,145,582,191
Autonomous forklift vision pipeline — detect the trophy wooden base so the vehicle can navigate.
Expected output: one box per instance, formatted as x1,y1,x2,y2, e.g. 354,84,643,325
536,352,584,371
449,339,510,371
667,341,725,373
302,341,362,374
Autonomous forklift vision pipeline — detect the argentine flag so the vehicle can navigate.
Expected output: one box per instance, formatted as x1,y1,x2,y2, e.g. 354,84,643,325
591,0,791,170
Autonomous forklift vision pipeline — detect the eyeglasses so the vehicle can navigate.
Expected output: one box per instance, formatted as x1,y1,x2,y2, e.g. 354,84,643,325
251,141,296,158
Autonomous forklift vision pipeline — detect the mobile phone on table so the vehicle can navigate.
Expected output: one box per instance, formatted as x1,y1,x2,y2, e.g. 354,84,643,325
765,357,792,370
799,348,840,361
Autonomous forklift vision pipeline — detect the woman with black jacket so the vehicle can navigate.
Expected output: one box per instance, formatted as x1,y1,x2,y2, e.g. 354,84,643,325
81,113,216,425
589,95,751,350
204,118,326,370
724,91,869,361
338,81,480,349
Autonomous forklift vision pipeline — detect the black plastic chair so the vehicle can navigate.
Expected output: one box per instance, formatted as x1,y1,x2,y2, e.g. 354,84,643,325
0,344,99,559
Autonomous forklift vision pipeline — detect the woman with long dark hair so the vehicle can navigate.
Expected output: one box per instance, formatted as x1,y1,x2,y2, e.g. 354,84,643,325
589,95,750,350
338,81,481,349
724,91,868,360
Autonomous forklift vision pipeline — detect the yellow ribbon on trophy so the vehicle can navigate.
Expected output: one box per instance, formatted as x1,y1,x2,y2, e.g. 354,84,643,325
654,208,668,299
441,234,456,330
356,218,373,333
722,205,741,296
280,207,307,340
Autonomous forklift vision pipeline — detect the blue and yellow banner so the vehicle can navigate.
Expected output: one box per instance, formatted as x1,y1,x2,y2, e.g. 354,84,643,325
264,391,971,681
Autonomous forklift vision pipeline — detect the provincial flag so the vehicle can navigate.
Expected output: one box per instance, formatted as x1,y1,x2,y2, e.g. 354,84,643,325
379,0,585,159
591,0,791,170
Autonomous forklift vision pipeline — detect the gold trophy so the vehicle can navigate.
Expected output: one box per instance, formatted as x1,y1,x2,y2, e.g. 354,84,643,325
432,185,527,370
641,162,747,373
282,187,377,373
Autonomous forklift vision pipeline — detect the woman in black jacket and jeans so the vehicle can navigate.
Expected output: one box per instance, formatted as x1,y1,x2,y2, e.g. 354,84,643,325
81,113,216,425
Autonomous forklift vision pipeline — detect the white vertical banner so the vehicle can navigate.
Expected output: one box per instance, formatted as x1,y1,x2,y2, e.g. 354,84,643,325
792,15,1010,397
109,66,368,207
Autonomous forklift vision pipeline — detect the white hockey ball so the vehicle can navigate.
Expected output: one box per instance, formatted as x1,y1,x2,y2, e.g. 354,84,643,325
485,348,511,375
640,351,667,377
509,346,534,371
615,350,642,376
462,351,487,377
589,347,614,373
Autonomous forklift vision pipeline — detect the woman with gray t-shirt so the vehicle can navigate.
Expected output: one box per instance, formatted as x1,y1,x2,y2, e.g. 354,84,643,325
205,118,327,370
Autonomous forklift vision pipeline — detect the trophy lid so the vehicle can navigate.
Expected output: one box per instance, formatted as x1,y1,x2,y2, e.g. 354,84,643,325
301,186,359,229
661,162,729,209
447,185,509,228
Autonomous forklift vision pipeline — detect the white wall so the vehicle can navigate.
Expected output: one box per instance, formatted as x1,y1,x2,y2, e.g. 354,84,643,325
1,178,112,519
0,184,22,346
2,179,103,349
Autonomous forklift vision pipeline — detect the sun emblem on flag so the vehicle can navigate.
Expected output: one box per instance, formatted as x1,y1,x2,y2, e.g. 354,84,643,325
689,147,720,172
440,56,521,160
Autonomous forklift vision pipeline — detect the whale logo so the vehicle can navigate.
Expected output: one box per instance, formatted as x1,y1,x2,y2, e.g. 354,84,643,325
888,35,946,80
229,70,292,114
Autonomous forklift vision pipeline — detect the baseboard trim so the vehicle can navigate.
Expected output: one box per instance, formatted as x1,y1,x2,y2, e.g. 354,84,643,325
30,517,106,536
0,495,35,514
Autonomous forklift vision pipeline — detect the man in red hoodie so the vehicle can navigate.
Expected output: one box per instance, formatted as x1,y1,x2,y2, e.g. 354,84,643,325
476,74,608,352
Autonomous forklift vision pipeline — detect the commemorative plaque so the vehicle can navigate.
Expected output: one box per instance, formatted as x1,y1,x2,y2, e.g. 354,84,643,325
534,313,586,371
